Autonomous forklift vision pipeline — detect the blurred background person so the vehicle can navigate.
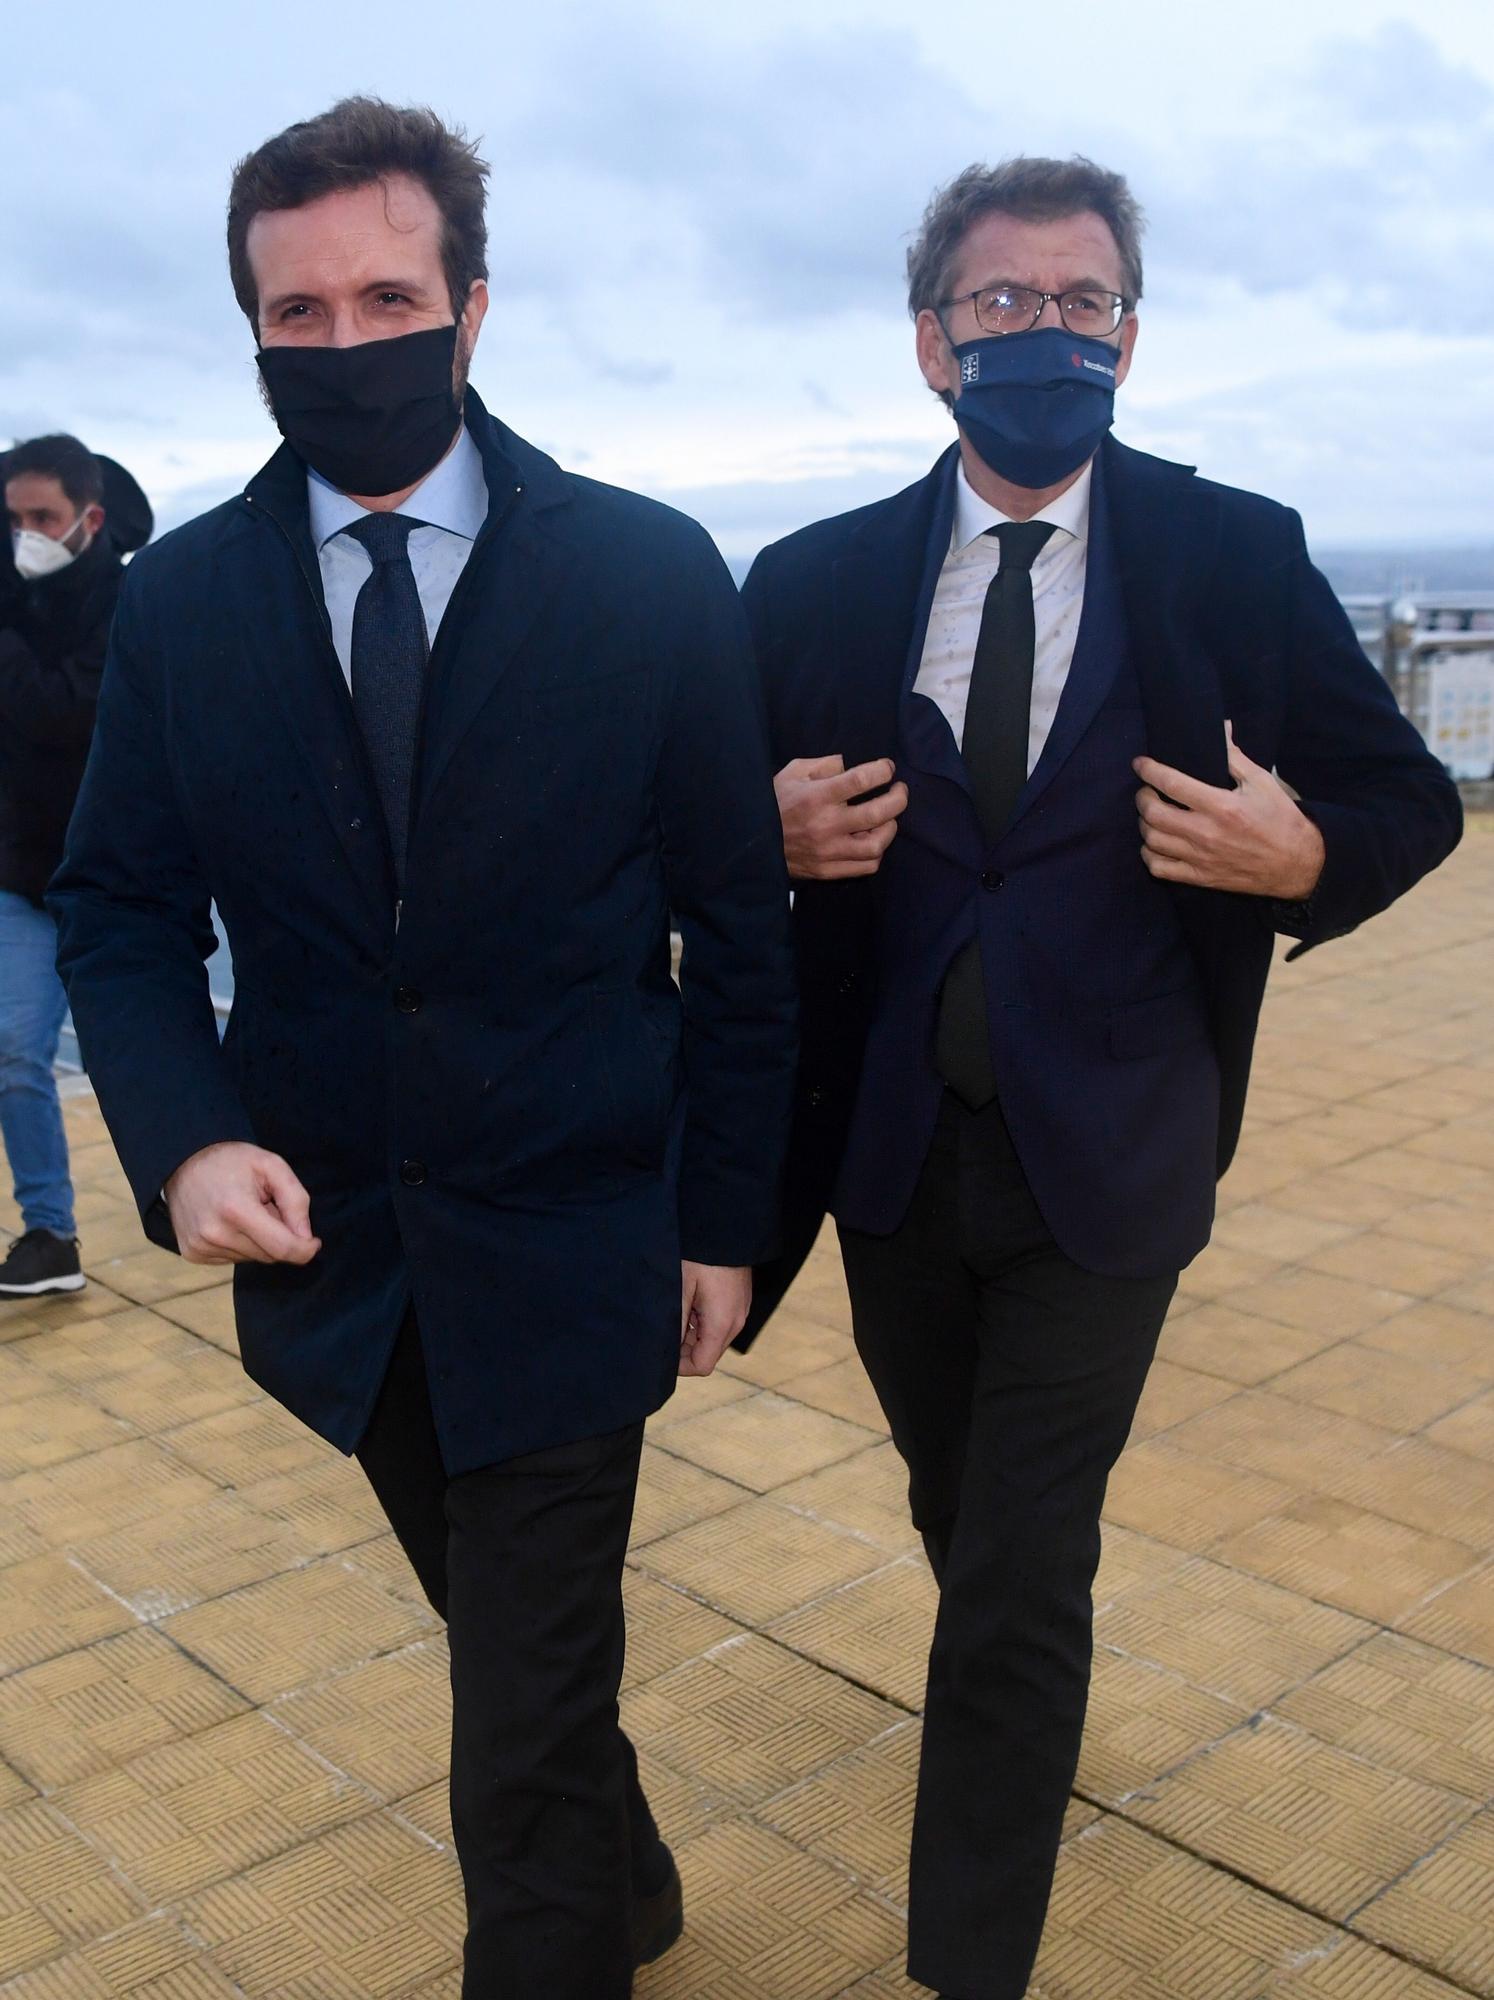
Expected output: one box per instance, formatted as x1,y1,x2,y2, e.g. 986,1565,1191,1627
0,434,150,1296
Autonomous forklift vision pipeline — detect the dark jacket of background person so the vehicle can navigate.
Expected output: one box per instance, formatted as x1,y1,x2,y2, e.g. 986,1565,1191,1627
51,396,798,1473
741,436,1463,1340
0,529,125,902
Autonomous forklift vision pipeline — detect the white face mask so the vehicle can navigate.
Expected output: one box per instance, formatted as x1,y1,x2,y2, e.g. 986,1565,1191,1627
11,518,88,580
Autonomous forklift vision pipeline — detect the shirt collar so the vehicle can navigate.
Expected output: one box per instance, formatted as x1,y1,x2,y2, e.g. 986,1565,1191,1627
307,419,490,550
949,453,1093,558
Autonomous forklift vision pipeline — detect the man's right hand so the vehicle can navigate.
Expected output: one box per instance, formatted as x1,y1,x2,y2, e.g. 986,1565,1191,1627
165,1142,322,1266
774,755,908,879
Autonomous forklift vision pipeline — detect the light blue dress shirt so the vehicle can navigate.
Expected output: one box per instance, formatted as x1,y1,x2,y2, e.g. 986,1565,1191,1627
308,424,490,686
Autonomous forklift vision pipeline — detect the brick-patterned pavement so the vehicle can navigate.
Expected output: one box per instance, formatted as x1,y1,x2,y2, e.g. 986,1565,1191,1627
1,825,1491,1998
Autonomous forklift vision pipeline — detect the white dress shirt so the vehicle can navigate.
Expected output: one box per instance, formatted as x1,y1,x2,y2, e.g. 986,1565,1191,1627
308,423,490,685
913,457,1093,776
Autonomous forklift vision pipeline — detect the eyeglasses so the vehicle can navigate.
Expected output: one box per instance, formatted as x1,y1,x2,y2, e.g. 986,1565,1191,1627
939,284,1131,337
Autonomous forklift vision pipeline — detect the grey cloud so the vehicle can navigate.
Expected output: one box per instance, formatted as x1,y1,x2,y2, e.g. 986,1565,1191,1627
1145,24,1494,329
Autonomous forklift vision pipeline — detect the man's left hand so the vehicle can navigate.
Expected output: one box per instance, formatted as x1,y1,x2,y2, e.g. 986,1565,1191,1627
1133,723,1326,901
679,1262,752,1377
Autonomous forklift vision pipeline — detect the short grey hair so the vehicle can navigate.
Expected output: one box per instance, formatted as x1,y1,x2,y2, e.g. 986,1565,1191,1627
906,156,1146,323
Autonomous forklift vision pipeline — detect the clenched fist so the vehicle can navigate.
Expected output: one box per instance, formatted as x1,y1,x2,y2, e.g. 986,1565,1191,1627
165,1142,322,1266
774,755,909,880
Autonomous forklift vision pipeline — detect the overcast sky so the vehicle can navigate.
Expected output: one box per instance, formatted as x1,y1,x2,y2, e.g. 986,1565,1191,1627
4,0,1491,558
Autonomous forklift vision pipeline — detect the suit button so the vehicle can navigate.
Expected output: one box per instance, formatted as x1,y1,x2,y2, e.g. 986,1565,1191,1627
400,1160,427,1187
806,1085,826,1108
394,986,422,1014
981,868,1005,892
837,973,859,994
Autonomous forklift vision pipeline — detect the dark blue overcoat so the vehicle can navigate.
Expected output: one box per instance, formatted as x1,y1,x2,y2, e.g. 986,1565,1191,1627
52,396,798,1472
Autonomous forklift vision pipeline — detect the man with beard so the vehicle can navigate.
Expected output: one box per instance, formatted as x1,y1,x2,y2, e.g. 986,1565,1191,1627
51,98,796,1999
741,157,1461,2000
1,435,150,1296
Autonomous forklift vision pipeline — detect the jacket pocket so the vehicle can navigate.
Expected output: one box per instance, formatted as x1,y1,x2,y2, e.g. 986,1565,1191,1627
1109,988,1210,1061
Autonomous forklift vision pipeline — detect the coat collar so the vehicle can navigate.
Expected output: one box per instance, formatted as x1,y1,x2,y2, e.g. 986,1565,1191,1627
829,434,1230,798
237,391,580,932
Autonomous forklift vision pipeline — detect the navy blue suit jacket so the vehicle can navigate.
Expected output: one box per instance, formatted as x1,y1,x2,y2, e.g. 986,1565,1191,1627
740,436,1462,1338
51,396,798,1472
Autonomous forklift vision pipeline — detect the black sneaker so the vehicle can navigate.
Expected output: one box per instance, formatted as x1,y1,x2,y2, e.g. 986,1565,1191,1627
0,1230,85,1297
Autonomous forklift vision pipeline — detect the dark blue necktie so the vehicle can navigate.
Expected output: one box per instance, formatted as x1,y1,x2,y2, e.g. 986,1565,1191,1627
934,519,1056,1109
346,512,429,888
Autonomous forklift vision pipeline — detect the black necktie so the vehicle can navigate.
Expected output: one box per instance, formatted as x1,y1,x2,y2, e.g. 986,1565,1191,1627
934,519,1056,1109
346,512,429,888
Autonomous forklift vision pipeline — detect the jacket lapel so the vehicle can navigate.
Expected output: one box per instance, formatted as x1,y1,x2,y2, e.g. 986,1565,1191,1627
415,400,578,809
241,445,397,930
1013,446,1125,823
831,447,958,771
1105,436,1229,791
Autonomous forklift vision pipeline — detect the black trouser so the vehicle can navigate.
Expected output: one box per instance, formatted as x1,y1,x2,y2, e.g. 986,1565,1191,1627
839,1096,1176,2000
356,1312,667,2000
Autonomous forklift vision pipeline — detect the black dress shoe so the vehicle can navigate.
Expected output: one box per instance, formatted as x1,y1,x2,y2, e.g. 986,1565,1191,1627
631,1852,684,1968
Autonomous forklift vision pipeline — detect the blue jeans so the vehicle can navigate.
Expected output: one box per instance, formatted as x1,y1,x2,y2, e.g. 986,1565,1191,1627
0,890,75,1237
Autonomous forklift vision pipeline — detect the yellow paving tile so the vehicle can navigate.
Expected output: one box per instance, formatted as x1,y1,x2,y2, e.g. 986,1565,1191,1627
0,1554,136,1673
161,1557,435,1704
1126,1714,1473,1919
755,1718,921,1904
73,1492,312,1617
629,1440,749,1549
1126,1359,1239,1441
1324,1434,1494,1548
622,1631,901,1808
1214,1494,1479,1623
0,1796,146,1978
0,1627,249,1790
1274,1631,1494,1801
769,1557,937,1711
1355,1808,1494,1994
1031,1815,1337,2000
85,1250,229,1309
1079,1650,1246,1804
272,1641,451,1804
1163,1391,1399,1490
1357,1299,1494,1376
622,1568,745,1692
640,1818,904,2000
659,1392,876,1491
1094,1555,1371,1709
178,1813,464,1998
720,1312,852,1388
1425,1388,1494,1460
637,1495,888,1626
649,1368,757,1427
1267,1935,1470,2000
0,1387,133,1480
1269,1340,1486,1431
1102,1441,1298,1553
1400,1560,1494,1668
1302,1232,1483,1298
149,1284,240,1356
22,1310,256,1436
772,1439,923,1557
1156,1302,1348,1386
2,1439,220,1552
0,1913,242,1997
1213,1270,1413,1340
52,1709,373,1904
774,1357,890,1433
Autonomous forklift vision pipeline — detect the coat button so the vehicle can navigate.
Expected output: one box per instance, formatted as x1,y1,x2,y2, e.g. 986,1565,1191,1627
806,1085,826,1108
400,1160,427,1187
981,868,1005,891
394,986,423,1014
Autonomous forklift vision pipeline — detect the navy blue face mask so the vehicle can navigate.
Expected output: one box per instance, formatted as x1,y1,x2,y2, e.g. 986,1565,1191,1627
949,326,1120,488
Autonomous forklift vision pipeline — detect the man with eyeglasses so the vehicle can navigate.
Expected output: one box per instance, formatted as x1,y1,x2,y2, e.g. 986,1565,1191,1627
740,157,1460,2000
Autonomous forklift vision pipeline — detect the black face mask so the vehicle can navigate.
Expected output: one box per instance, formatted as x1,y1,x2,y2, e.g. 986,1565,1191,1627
256,323,463,496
